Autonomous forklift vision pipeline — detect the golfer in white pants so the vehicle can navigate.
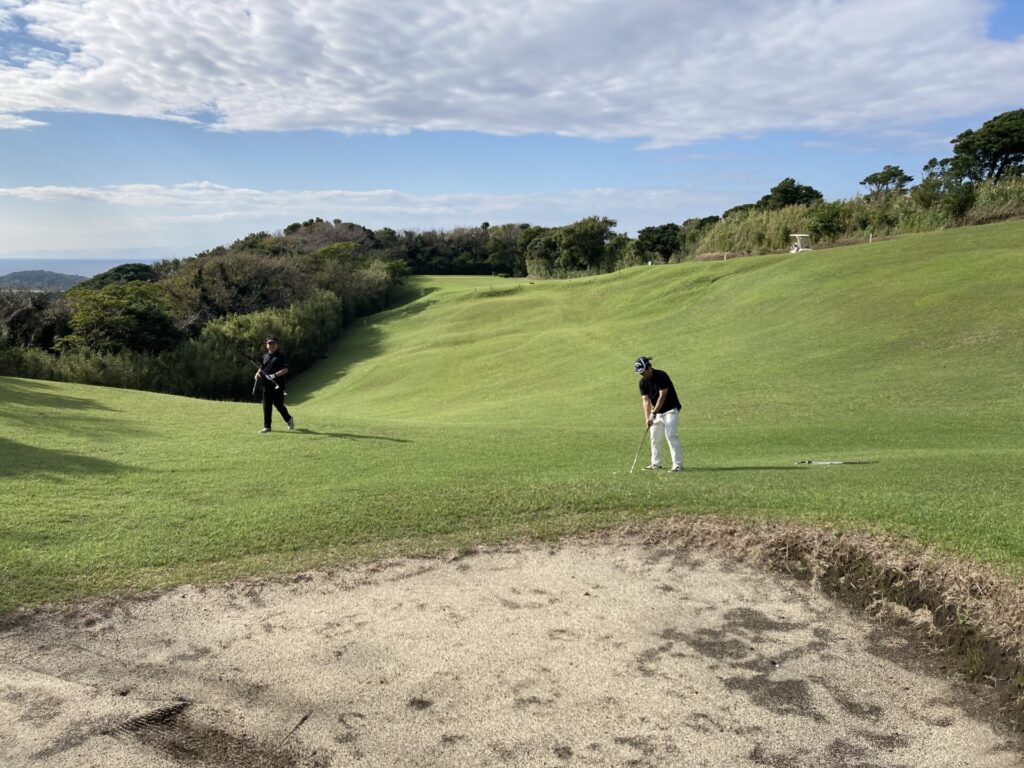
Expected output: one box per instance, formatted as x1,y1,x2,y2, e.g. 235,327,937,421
635,356,684,471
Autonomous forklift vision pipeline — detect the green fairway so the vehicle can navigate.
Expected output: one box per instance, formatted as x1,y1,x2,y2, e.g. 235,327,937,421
2,221,1023,612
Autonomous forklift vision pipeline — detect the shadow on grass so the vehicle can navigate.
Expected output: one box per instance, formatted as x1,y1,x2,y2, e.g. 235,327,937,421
294,429,412,443
0,378,155,438
685,466,807,472
0,437,128,477
289,290,438,405
0,376,116,411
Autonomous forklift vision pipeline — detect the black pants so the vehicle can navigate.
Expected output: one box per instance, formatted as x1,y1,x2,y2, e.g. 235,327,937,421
262,384,291,428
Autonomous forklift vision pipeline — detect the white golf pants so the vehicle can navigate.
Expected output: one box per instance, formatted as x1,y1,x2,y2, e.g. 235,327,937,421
650,408,683,469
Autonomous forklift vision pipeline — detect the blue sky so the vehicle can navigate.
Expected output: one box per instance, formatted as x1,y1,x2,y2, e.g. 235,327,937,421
1,0,1022,268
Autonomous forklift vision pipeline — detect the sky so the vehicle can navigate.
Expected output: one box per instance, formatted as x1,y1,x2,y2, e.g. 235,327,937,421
1,0,1023,271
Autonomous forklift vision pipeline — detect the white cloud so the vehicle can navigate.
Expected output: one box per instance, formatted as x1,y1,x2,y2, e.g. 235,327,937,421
0,112,46,128
0,180,731,252
0,0,1021,144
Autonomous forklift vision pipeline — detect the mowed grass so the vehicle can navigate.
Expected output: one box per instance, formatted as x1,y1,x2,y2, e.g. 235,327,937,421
2,221,1023,611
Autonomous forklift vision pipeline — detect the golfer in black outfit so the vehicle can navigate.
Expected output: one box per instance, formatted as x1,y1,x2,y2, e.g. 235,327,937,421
635,355,683,471
256,337,294,433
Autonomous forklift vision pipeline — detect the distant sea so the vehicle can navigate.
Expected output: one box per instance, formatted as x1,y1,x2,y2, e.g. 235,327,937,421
0,249,180,278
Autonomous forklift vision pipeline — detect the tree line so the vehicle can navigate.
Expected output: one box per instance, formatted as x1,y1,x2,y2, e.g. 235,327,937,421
649,108,1024,260
0,222,407,399
1,109,1022,399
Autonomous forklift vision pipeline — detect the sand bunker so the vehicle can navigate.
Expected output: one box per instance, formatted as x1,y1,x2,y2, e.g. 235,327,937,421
1,541,1020,767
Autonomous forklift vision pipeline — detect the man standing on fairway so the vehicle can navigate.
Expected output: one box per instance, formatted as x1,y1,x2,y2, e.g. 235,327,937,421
256,337,295,433
635,356,683,471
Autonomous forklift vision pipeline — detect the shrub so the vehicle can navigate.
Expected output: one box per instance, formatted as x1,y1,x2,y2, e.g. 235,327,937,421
163,251,315,332
808,201,844,239
969,177,1024,223
943,183,977,221
61,281,181,354
695,205,811,256
175,290,345,399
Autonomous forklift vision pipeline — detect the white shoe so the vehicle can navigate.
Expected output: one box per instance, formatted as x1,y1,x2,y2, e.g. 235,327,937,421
260,427,271,433
643,464,661,470
287,418,295,430
670,466,684,472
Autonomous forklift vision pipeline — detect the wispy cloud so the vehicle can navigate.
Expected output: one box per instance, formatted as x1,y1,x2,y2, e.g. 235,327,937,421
0,181,731,252
1,0,1021,145
0,113,45,128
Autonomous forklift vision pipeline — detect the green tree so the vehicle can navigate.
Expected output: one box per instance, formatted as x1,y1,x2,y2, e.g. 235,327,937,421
606,232,635,268
942,181,977,220
860,165,913,196
635,223,681,263
74,263,159,291
808,201,845,239
164,252,314,332
524,231,559,277
910,167,944,210
947,109,1024,182
555,216,618,272
485,223,527,275
677,216,720,258
756,178,823,210
63,282,181,354
0,291,71,349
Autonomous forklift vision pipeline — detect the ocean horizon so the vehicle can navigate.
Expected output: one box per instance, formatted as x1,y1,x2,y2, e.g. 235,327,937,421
0,251,178,278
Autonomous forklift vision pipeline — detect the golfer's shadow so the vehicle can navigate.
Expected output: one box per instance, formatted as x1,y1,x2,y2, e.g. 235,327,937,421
685,466,805,472
295,429,412,443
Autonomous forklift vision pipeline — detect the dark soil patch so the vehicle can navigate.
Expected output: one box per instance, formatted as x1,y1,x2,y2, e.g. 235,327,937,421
596,517,1024,730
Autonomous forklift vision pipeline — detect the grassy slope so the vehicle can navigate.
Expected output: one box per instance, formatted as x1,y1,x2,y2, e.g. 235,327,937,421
2,221,1022,611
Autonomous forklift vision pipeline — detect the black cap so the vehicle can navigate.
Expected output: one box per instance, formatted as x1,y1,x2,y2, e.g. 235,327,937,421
634,356,652,374
265,336,278,343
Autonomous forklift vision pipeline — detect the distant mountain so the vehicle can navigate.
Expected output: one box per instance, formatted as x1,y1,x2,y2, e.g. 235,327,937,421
0,270,87,291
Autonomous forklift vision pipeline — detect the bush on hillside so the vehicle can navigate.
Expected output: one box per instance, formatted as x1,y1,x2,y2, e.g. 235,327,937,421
164,251,315,333
60,281,181,354
968,176,1024,223
1,290,346,399
693,177,1023,256
75,263,159,291
0,291,71,350
171,289,345,399
695,205,811,256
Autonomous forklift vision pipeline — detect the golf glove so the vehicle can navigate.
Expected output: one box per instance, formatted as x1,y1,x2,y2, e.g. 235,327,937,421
266,373,276,381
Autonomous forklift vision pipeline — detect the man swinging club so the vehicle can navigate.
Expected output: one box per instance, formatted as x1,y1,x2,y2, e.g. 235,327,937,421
635,356,683,471
256,336,295,433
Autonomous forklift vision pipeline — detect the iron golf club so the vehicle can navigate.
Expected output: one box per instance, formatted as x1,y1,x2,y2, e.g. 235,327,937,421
629,424,652,473
242,355,279,395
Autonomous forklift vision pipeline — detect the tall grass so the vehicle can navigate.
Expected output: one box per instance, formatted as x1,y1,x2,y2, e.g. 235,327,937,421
693,177,1024,257
968,176,1024,224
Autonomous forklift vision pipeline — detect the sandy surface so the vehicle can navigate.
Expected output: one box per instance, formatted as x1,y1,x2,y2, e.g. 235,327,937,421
1,541,1020,767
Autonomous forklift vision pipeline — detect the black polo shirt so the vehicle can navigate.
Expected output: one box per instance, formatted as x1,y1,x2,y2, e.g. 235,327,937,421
260,349,289,382
639,368,681,414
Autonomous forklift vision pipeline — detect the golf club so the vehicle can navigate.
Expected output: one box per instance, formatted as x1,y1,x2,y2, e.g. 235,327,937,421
242,355,279,393
796,459,878,465
629,424,652,473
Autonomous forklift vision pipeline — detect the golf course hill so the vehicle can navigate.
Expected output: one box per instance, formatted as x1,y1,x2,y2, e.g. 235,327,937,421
2,218,1022,712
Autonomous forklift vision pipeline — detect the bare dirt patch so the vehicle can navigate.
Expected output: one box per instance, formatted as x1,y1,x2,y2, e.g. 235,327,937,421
1,524,1022,767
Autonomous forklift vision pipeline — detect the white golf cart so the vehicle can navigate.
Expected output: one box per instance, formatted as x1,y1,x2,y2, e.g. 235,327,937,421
789,234,813,253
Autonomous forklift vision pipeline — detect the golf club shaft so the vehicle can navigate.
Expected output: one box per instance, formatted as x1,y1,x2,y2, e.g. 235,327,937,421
245,356,279,390
629,425,651,473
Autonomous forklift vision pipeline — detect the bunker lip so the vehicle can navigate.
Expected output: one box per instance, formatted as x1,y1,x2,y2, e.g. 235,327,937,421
594,516,1024,728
